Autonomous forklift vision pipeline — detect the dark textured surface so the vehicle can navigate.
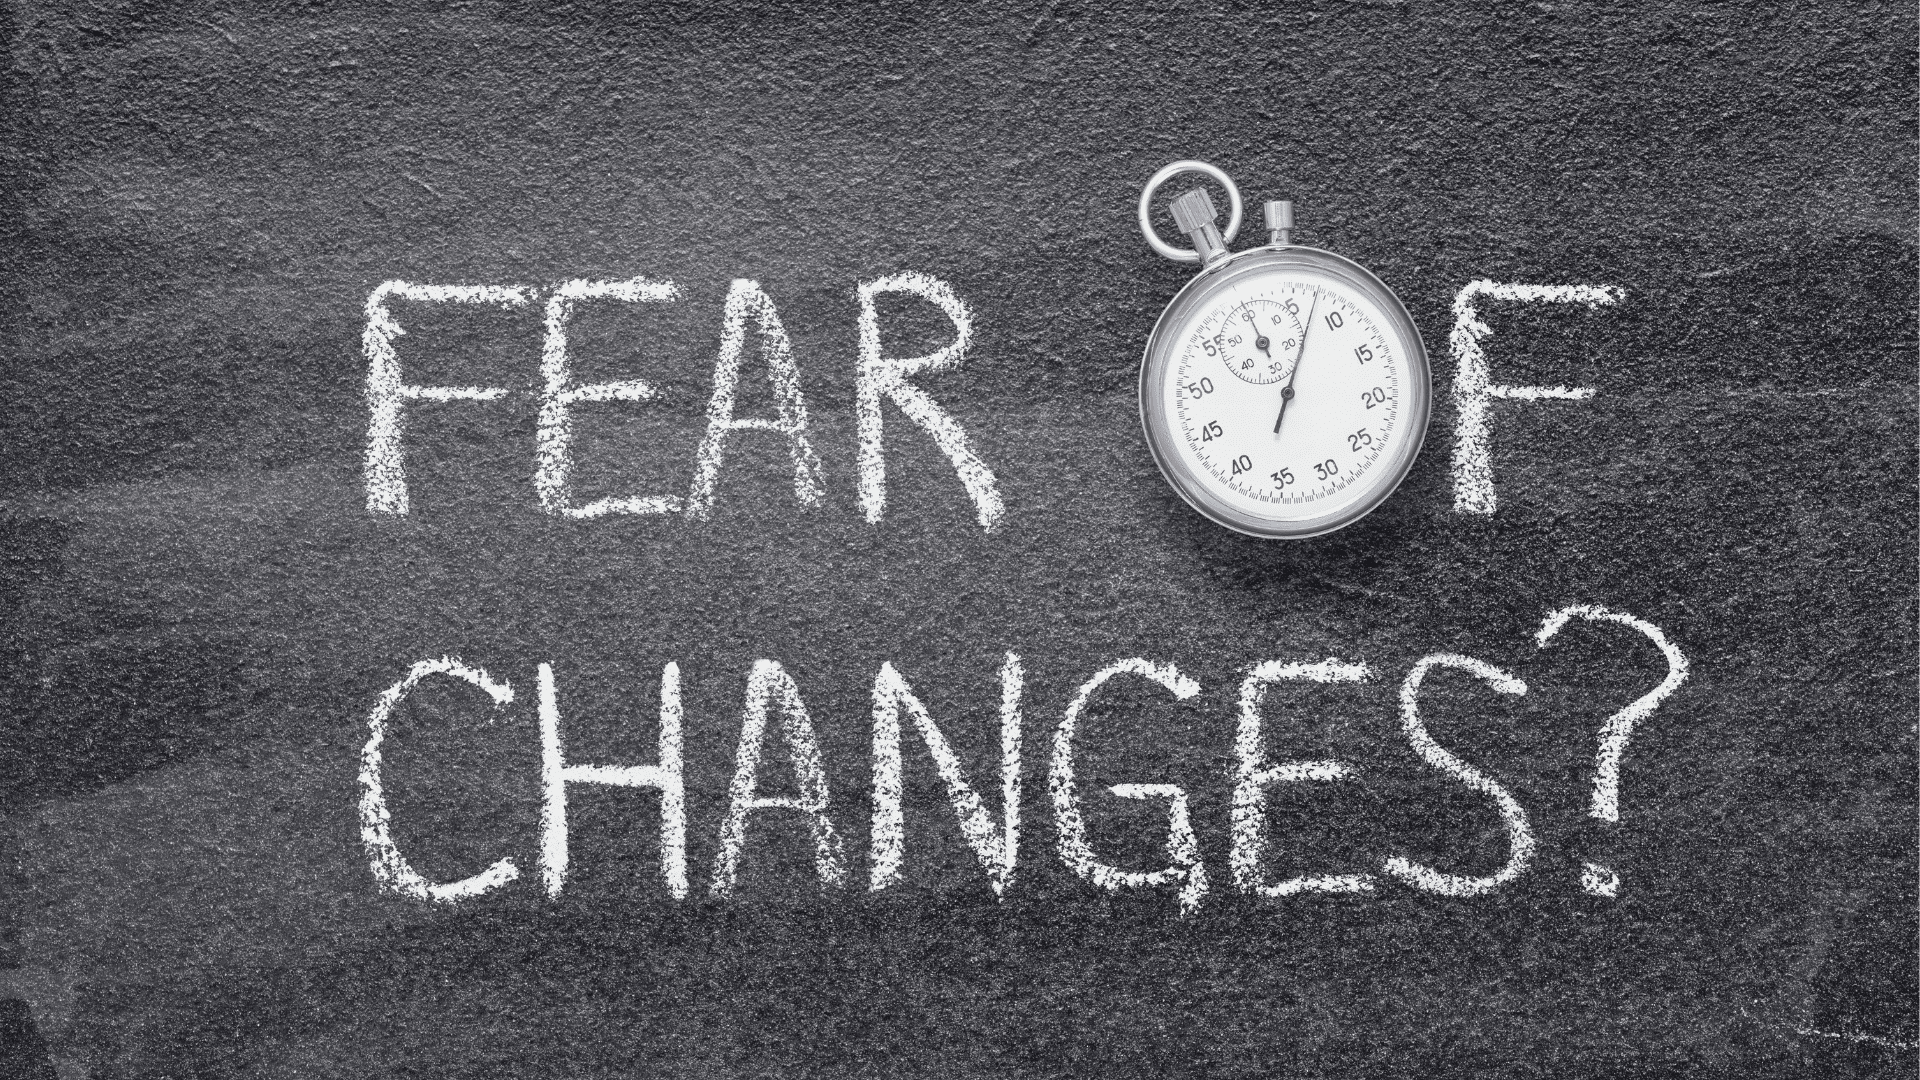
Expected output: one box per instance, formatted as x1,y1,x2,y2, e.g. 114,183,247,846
0,1,1914,1076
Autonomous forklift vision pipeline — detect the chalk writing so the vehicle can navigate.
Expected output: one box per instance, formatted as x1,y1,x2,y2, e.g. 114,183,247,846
358,657,520,903
868,655,1023,898
710,660,846,897
540,661,688,899
1231,659,1376,897
361,273,999,528
536,277,683,518
1050,659,1209,915
1537,604,1691,895
363,283,531,515
685,279,825,520
1450,281,1624,515
1381,653,1535,896
361,607,1688,910
855,271,1005,531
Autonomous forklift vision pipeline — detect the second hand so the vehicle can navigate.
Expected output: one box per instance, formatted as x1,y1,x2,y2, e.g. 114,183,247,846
1273,291,1320,434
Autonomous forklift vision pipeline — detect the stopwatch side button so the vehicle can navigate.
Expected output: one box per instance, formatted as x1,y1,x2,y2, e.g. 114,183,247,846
1169,188,1230,265
1265,200,1294,247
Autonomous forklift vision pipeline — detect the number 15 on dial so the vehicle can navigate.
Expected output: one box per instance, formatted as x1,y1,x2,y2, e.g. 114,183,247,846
1137,161,1431,539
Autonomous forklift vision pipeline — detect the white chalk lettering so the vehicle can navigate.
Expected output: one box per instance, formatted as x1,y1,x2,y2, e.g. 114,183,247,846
359,657,520,902
363,281,531,515
358,604,1684,912
1050,658,1208,915
536,277,683,518
868,654,1023,898
1108,783,1208,916
685,279,825,520
1383,653,1534,896
1450,281,1623,514
539,662,688,900
1230,659,1375,897
855,272,1004,531
710,660,846,897
1537,605,1689,896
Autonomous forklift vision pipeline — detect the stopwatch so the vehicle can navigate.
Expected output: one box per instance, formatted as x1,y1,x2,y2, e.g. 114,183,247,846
1136,161,1431,539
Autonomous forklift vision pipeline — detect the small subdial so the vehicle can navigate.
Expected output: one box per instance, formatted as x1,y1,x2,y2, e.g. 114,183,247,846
1200,298,1306,385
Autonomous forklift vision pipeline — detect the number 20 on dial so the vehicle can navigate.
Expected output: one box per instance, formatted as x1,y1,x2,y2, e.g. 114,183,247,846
1136,161,1431,539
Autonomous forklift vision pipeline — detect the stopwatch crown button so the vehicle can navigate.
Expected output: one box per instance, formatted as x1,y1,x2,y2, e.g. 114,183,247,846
1169,188,1217,234
1169,188,1230,265
1265,201,1294,246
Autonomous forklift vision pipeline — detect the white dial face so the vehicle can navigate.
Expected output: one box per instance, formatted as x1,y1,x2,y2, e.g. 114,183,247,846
1162,272,1412,524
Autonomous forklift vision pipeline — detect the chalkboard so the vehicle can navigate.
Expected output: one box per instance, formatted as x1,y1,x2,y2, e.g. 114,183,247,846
1,2,1914,1077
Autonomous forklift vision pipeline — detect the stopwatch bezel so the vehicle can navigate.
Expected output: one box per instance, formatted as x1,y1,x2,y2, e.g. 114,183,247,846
1138,244,1431,540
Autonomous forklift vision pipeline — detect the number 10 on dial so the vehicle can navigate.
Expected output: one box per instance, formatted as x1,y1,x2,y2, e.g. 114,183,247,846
1137,161,1431,539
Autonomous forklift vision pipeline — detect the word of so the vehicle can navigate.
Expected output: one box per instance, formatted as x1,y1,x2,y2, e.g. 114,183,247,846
358,606,1686,914
362,272,1003,530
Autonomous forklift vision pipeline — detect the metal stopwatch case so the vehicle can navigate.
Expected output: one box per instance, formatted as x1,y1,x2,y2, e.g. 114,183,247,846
1136,160,1432,539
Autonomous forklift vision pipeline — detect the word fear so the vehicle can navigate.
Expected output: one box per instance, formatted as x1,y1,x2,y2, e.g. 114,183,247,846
359,605,1686,915
363,272,1004,529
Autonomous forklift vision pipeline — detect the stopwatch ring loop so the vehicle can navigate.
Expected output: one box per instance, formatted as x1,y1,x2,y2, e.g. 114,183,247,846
1138,160,1243,264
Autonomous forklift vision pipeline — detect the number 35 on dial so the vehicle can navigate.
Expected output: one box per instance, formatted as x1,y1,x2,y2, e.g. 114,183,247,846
1137,162,1431,539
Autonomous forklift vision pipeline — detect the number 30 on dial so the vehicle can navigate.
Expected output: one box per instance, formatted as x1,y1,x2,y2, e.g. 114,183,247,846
1137,161,1431,539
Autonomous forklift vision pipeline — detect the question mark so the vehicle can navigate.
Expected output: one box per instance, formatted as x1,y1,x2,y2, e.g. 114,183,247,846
1535,604,1690,897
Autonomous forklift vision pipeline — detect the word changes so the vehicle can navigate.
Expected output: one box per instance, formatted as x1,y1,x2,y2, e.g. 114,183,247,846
359,605,1686,915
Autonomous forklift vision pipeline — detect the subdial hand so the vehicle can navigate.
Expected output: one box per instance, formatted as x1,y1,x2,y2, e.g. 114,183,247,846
1273,292,1320,434
1240,303,1273,367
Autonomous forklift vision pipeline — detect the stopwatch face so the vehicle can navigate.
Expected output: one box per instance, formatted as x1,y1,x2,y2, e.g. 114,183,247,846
1139,246,1430,539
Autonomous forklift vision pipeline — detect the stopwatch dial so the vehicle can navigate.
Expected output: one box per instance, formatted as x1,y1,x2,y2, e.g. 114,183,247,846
1197,298,1307,385
1166,274,1406,515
